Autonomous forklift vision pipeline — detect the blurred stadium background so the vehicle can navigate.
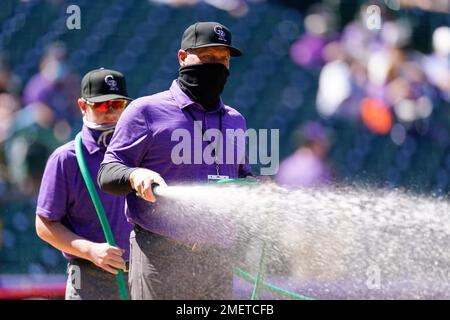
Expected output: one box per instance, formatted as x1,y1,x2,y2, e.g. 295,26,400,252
0,0,448,299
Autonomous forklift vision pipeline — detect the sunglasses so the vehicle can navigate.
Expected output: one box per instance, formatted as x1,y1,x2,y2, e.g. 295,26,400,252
85,99,128,112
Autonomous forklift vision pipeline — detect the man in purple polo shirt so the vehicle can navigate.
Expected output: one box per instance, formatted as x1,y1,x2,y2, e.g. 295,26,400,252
98,22,252,299
35,68,133,300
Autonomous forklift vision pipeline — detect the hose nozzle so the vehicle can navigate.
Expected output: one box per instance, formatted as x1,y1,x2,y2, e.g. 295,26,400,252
135,183,165,200
152,183,163,196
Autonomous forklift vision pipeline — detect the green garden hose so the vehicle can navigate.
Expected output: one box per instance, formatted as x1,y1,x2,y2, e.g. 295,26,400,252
74,132,128,300
251,239,268,300
234,267,314,300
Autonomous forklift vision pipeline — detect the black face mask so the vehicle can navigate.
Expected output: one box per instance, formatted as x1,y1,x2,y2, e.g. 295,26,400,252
178,63,230,111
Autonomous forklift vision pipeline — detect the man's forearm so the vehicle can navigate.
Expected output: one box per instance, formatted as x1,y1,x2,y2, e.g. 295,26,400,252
35,215,93,261
97,162,136,195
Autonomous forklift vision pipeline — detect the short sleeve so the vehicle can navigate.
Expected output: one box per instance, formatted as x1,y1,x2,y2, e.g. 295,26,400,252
36,150,70,221
102,101,151,168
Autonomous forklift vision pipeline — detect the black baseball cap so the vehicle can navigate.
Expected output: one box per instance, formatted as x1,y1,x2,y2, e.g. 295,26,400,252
181,22,242,57
81,68,133,103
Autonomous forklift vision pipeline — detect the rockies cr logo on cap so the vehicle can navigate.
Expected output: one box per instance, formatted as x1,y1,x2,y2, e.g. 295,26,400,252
105,75,119,91
214,25,227,42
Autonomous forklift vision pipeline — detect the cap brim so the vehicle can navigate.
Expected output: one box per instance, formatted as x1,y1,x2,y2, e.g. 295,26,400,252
86,94,134,103
188,44,242,57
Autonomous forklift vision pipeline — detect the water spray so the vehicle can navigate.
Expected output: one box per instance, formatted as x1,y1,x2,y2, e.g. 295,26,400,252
147,180,450,299
150,178,294,300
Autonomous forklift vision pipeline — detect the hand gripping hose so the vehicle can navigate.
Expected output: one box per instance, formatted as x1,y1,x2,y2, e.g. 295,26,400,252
74,132,128,300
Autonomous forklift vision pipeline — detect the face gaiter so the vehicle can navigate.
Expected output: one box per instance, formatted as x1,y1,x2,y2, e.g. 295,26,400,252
178,63,230,111
83,116,115,148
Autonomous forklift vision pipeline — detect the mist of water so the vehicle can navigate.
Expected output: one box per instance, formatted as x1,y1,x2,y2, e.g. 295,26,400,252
152,182,450,299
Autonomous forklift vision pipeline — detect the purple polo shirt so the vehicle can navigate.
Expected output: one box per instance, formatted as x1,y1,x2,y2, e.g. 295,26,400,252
36,125,132,260
102,80,252,246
